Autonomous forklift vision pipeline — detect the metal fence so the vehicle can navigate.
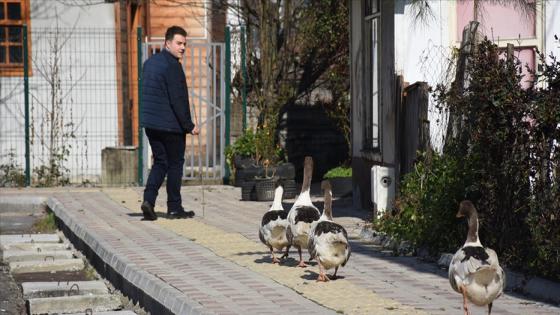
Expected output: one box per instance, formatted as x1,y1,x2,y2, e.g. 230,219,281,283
418,40,458,152
141,35,228,183
0,27,119,186
0,25,234,187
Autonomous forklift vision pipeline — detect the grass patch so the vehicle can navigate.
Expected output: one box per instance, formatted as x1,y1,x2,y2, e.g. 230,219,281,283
323,166,352,179
33,212,57,233
84,264,98,280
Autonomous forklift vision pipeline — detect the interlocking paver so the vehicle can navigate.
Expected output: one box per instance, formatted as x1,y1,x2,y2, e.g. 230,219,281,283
121,185,559,315
2,187,559,315
45,190,338,314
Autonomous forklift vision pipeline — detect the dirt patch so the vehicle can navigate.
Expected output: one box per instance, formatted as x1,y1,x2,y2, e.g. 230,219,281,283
12,270,93,283
0,209,49,235
0,262,26,315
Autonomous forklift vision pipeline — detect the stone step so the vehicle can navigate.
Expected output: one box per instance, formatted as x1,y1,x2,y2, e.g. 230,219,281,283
22,281,108,299
0,242,70,251
2,249,74,263
0,234,60,245
9,258,85,274
27,294,122,315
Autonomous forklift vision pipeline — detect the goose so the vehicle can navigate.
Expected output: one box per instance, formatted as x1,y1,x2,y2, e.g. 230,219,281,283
286,156,321,267
308,180,351,281
258,183,290,263
449,200,505,315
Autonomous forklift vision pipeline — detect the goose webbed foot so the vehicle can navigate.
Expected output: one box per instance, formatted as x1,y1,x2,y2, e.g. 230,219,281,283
270,247,280,264
316,262,329,282
316,273,329,282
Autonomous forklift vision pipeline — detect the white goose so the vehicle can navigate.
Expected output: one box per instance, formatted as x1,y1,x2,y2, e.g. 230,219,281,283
308,180,351,281
259,184,290,263
286,156,321,267
449,200,505,315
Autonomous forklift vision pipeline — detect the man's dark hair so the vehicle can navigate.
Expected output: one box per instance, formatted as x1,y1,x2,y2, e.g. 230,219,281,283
165,26,187,41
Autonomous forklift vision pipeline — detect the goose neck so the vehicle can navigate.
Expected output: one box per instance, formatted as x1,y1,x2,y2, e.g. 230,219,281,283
270,186,284,210
323,191,333,220
466,212,480,244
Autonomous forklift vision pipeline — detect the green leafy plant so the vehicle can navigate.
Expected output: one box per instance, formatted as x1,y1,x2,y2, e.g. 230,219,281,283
323,166,352,179
525,44,560,280
435,39,534,269
230,0,348,171
380,38,560,281
0,150,25,187
33,146,71,187
33,212,57,233
226,129,257,170
376,152,474,255
254,122,283,167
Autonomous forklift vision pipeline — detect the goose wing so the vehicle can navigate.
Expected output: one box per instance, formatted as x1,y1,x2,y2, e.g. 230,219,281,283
258,227,266,245
308,221,351,264
449,245,500,292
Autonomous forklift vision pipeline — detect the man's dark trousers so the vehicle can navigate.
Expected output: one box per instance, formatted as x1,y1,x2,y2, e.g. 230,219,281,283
143,128,186,212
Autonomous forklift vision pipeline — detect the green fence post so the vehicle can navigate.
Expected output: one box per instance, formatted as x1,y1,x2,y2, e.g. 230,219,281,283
23,24,30,186
241,25,247,131
137,26,144,186
224,26,231,185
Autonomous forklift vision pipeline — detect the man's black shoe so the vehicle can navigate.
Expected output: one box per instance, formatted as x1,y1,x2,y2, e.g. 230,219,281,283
167,209,195,219
141,201,158,221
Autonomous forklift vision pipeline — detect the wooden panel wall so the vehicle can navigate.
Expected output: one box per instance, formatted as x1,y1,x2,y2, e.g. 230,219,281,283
147,0,207,39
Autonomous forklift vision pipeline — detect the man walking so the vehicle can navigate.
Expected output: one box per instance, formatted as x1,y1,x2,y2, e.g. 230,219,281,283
140,25,199,221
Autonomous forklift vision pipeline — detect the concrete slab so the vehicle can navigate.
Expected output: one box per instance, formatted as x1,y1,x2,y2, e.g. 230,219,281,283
27,294,121,315
0,234,60,245
1,249,74,263
22,281,108,298
9,258,84,274
0,242,70,251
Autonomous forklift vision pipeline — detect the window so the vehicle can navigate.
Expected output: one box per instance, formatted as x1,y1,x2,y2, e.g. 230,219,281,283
0,0,30,76
364,0,380,150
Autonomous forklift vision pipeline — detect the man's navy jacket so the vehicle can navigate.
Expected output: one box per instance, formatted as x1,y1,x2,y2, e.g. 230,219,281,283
141,49,195,134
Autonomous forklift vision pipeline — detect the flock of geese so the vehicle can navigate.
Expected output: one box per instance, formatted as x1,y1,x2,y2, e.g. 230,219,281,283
258,156,506,315
259,156,350,281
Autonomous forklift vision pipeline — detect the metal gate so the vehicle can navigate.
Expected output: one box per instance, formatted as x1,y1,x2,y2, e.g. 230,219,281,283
142,38,226,182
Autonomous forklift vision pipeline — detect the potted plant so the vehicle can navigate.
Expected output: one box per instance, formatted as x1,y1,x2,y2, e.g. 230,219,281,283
252,124,283,201
226,130,261,187
323,165,352,198
254,159,278,201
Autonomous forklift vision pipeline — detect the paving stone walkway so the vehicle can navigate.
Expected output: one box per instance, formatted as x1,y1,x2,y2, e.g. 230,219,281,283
1,187,559,315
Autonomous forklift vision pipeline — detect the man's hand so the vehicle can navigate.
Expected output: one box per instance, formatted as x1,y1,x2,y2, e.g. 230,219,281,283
191,125,200,135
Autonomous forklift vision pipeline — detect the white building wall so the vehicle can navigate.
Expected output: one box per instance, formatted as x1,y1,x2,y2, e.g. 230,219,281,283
394,0,454,152
0,0,117,184
545,1,560,60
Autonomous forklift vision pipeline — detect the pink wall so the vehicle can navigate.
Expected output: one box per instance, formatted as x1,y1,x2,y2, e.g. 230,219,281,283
457,0,537,83
457,1,536,40
503,48,536,88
